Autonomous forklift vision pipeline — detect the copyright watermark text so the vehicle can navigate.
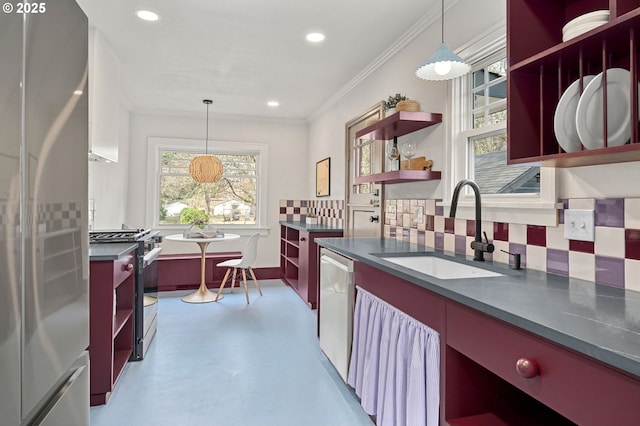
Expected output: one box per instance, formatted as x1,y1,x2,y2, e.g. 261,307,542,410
3,2,46,14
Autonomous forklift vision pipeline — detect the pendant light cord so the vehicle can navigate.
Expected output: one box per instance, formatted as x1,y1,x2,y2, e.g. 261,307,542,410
441,0,445,43
205,102,209,155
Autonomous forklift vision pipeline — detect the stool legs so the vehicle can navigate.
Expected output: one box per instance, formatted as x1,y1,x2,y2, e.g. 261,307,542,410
215,268,232,302
241,269,250,304
216,267,262,304
248,267,262,295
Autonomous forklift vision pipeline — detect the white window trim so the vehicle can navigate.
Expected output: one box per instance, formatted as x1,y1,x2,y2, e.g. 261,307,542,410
441,30,560,227
145,136,269,235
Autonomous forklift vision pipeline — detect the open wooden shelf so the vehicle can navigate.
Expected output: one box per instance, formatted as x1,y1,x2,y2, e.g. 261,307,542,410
354,169,441,184
507,0,640,167
355,111,442,140
113,309,133,338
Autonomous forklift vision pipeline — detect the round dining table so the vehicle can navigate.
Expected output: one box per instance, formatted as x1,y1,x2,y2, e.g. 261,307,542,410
165,233,240,303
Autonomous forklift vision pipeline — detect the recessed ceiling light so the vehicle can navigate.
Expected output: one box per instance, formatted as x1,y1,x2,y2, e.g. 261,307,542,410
267,101,279,107
136,10,159,21
305,32,325,43
73,90,83,96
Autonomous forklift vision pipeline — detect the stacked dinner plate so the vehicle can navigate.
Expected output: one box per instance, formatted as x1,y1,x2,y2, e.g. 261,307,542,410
562,10,609,42
554,68,637,152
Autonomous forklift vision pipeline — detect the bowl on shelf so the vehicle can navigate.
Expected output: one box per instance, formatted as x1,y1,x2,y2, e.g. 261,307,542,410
396,100,420,112
562,10,608,42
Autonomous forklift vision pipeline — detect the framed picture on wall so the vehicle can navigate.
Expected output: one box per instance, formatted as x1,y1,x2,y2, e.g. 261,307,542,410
316,157,330,197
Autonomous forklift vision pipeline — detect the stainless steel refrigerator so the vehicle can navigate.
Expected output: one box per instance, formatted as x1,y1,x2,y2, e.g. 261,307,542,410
1,1,90,424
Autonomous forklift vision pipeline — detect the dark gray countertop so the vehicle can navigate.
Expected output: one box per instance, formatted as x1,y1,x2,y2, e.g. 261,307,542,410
89,242,138,261
316,237,640,378
280,220,343,233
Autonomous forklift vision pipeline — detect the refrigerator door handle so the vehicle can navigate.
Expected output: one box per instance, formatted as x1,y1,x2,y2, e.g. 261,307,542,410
32,353,89,426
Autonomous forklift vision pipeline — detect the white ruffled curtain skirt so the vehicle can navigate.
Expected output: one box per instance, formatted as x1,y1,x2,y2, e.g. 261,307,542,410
348,286,440,426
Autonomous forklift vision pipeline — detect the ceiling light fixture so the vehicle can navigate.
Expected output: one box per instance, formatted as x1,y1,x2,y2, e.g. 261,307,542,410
305,32,325,43
189,100,223,183
415,0,470,81
136,10,159,21
267,101,279,107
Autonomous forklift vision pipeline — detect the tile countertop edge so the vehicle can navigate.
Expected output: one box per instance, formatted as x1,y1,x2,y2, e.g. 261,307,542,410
89,242,139,261
316,237,640,379
279,220,343,233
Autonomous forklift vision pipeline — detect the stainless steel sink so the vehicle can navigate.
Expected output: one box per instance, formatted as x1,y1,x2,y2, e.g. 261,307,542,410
378,254,504,280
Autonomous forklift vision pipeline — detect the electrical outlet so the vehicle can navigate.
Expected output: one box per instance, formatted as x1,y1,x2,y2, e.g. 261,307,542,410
564,209,595,242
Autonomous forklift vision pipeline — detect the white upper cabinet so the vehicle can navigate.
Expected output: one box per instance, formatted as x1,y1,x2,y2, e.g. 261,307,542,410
88,28,120,162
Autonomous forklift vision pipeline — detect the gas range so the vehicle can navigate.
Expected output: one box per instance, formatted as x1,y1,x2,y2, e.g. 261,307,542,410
89,228,162,245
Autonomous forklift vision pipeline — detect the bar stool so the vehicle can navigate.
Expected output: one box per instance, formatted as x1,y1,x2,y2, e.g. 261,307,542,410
215,233,262,304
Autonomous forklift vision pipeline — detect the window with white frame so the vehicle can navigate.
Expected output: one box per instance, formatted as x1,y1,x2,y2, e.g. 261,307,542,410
467,53,540,194
448,35,557,226
147,138,268,228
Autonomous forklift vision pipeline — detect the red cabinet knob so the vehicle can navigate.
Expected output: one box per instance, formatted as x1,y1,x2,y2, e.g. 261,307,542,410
124,263,134,271
300,237,306,242
516,358,538,378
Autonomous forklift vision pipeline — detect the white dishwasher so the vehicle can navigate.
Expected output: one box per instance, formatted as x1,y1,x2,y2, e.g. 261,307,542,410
319,248,355,382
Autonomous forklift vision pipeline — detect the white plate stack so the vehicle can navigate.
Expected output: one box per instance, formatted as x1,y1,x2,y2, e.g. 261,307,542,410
554,68,637,152
562,10,609,42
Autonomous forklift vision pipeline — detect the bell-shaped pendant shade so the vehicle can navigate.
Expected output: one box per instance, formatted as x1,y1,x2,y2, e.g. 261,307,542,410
189,155,223,183
190,99,223,183
415,42,471,81
415,0,471,81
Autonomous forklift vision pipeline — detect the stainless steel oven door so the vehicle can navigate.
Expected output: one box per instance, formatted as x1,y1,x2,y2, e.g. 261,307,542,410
142,247,161,357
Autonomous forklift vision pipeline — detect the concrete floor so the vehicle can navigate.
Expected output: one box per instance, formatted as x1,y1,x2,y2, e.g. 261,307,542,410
90,280,373,426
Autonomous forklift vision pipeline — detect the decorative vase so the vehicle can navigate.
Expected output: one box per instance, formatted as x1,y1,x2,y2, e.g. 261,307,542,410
306,216,318,225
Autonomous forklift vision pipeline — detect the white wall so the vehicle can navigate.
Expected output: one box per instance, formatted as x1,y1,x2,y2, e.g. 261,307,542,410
308,0,505,201
308,0,640,205
88,103,130,229
126,112,309,267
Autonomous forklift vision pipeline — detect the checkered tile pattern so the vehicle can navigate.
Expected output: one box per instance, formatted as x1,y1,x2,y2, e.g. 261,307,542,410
385,197,640,291
39,202,82,232
0,202,82,236
279,199,344,228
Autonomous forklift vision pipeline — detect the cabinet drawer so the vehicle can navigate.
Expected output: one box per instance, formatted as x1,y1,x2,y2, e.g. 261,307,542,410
113,252,135,287
446,302,640,425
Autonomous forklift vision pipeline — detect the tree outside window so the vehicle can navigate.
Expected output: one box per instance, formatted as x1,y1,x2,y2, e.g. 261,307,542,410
159,151,257,225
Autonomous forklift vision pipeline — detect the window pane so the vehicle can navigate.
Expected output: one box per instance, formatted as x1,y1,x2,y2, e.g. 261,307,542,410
471,132,540,194
359,144,371,176
487,58,507,77
473,88,486,109
159,151,257,226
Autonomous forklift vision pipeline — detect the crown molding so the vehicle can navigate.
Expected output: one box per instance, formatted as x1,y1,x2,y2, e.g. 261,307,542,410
307,0,462,122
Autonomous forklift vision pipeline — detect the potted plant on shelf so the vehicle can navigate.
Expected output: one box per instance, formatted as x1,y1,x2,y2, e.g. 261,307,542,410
383,93,407,116
383,93,420,116
305,213,319,225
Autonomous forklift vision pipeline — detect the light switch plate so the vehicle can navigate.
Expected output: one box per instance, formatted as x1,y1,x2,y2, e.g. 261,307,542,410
564,209,595,242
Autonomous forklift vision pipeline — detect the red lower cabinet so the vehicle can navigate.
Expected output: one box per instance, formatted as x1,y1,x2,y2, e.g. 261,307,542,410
445,302,640,425
280,225,342,308
89,250,135,405
353,261,640,425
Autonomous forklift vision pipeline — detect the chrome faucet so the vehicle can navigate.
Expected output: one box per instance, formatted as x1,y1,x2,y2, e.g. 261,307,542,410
449,179,494,261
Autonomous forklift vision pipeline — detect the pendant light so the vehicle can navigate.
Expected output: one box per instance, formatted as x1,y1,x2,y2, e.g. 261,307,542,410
415,0,471,81
189,99,223,183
